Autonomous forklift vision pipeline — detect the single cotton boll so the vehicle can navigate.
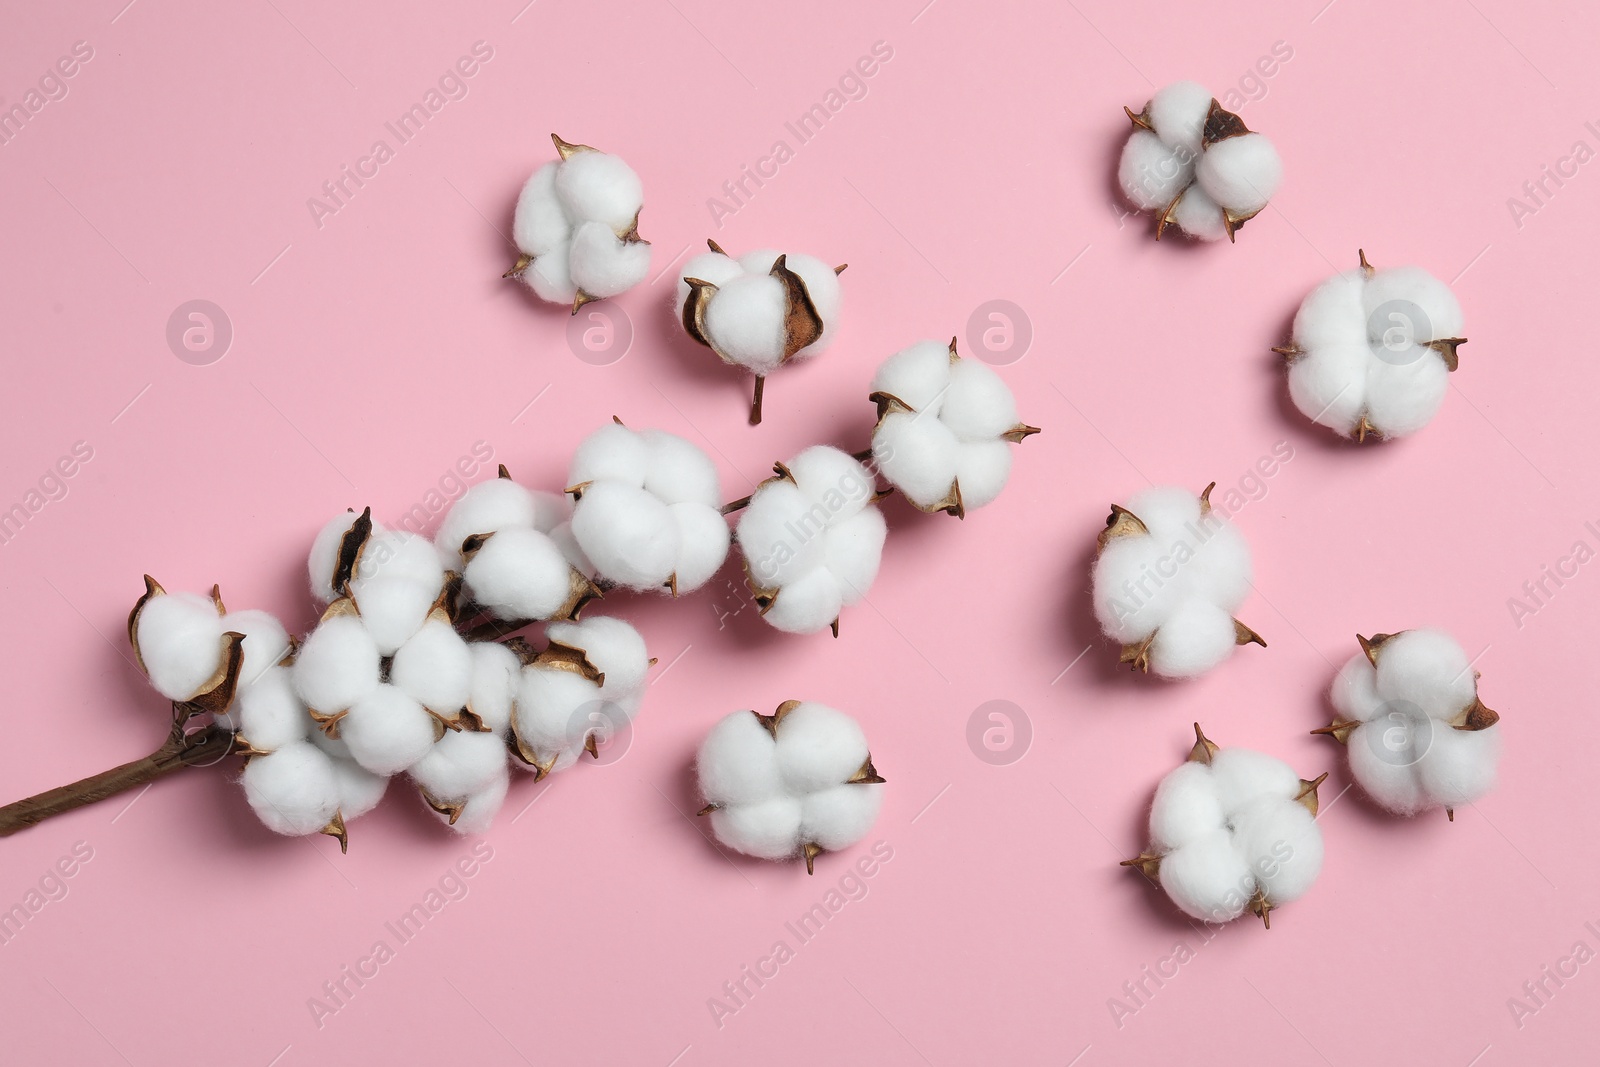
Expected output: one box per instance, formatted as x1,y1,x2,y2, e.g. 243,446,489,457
571,481,679,590
1373,630,1476,718
697,711,782,805
390,619,472,716
710,798,804,861
412,730,509,800
350,577,436,657
800,785,883,851
873,413,959,509
331,757,388,819
553,150,643,233
136,592,225,702
340,684,438,775
702,273,788,373
236,667,308,753
292,616,380,714
462,526,574,621
775,703,870,793
870,340,952,413
569,220,652,298
1155,834,1252,922
643,430,722,507
435,478,541,570
308,511,377,604
1146,80,1212,154
514,667,601,759
1119,129,1194,210
524,239,577,303
1169,185,1227,241
511,162,569,257
220,609,291,688
242,742,340,837
547,616,649,695
737,481,829,587
1195,133,1282,215
569,422,651,488
1148,763,1223,851
466,641,520,734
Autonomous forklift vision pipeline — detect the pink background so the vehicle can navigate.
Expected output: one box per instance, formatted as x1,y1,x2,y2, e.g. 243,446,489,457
1,0,1594,1063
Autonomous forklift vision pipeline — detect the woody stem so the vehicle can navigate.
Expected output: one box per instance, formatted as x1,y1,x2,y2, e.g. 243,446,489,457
749,376,765,426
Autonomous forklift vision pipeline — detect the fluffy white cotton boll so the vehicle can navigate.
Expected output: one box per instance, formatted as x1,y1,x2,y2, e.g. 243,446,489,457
1233,800,1323,904
670,502,734,590
236,667,308,753
789,446,874,520
450,774,510,834
1208,747,1301,811
1146,80,1212,153
872,412,959,509
412,729,509,802
308,511,379,604
1363,358,1450,439
700,273,789,372
644,430,722,507
435,477,566,570
1148,599,1239,679
462,527,575,622
710,798,805,861
952,441,1013,510
822,509,888,596
870,339,952,413
1286,341,1369,435
546,616,650,695
698,710,783,805
524,242,577,304
242,742,340,837
466,641,520,734
352,531,444,596
1195,133,1282,215
1169,185,1227,241
1293,272,1368,350
220,609,290,688
350,577,436,657
761,569,846,635
331,757,387,819
1119,129,1195,211
568,220,652,298
293,615,380,714
1148,762,1224,851
511,162,568,257
1373,630,1476,721
774,703,870,794
570,422,651,488
136,592,224,702
1362,266,1464,341
941,361,1020,441
512,667,602,771
553,150,643,233
1158,833,1255,922
390,619,472,716
801,785,883,851
571,481,679,590
737,481,829,588
339,684,438,776
675,252,744,312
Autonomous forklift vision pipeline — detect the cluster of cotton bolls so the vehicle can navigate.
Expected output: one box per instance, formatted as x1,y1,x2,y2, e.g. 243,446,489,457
733,446,888,636
1125,725,1325,927
560,420,731,596
1317,629,1501,819
696,701,885,874
1118,80,1283,242
675,240,845,424
1090,484,1265,678
506,133,651,312
1277,250,1467,442
868,339,1040,517
128,578,386,850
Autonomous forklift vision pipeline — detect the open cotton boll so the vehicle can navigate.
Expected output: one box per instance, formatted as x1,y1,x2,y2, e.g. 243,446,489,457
466,641,520,734
462,526,581,622
412,729,511,831
133,590,225,702
1125,725,1326,927
696,701,885,873
236,667,309,754
735,447,887,636
567,422,730,595
292,613,381,716
507,134,651,313
220,609,290,688
1318,629,1502,818
676,239,845,423
351,530,444,598
241,742,341,838
435,474,567,571
1279,251,1468,441
1090,482,1263,679
1119,82,1282,242
308,510,382,604
348,577,436,657
330,757,388,820
339,684,439,776
507,617,650,779
390,618,472,719
449,775,510,835
868,339,1039,517
545,616,650,695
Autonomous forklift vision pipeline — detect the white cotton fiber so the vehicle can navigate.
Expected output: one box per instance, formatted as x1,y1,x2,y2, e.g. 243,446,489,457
292,614,380,714
1283,256,1466,440
466,641,520,734
220,609,291,688
509,137,650,309
509,615,649,777
242,742,341,837
340,684,438,776
390,618,472,717
1090,484,1258,679
696,702,884,871
350,577,436,657
351,530,444,596
462,526,575,621
1138,739,1324,924
869,341,1035,516
566,423,729,594
435,477,559,570
331,756,388,819
736,446,886,635
412,729,509,801
1326,628,1501,816
1119,81,1282,241
546,616,650,694
308,511,374,604
136,592,225,702
236,667,308,753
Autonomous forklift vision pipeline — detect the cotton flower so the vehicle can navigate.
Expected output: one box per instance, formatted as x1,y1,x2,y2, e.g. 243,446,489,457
1090,483,1265,678
1277,250,1467,441
294,510,474,778
696,701,885,874
868,339,1039,517
1315,629,1502,819
437,465,601,629
1118,80,1283,242
557,419,731,595
508,615,651,780
733,447,887,636
504,133,651,313
1124,724,1326,927
675,240,845,424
